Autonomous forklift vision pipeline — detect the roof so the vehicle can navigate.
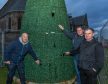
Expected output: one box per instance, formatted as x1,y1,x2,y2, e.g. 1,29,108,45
0,0,27,18
71,14,88,26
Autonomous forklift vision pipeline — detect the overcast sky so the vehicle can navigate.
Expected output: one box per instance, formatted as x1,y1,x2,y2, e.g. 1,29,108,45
0,0,108,30
65,0,108,30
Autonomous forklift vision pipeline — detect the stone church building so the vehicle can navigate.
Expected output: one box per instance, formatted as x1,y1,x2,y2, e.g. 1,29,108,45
0,0,26,53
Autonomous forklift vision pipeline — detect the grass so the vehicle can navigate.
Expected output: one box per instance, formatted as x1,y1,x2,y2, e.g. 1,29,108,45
0,67,17,84
0,55,7,84
0,67,7,84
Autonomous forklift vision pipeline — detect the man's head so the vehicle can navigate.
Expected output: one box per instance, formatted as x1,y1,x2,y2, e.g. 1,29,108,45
21,33,29,43
76,26,84,36
84,28,94,41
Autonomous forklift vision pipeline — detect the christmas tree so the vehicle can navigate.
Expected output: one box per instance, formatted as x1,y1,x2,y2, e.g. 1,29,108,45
21,0,75,83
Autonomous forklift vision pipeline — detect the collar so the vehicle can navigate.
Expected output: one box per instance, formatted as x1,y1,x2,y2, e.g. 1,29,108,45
19,37,28,45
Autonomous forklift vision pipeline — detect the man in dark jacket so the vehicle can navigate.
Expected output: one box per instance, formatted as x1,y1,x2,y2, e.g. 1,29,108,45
58,24,84,84
4,33,40,84
64,28,104,84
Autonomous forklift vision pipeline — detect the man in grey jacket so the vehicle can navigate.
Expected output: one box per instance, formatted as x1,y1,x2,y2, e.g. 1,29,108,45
58,24,84,84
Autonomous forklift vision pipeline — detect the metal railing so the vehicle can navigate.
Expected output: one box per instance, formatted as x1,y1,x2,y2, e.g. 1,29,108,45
98,20,108,84
98,48,108,84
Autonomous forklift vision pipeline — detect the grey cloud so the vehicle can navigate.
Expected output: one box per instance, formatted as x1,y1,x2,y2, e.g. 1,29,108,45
65,0,108,29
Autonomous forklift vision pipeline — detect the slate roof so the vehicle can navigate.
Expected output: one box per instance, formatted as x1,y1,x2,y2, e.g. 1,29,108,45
69,14,88,26
0,0,27,18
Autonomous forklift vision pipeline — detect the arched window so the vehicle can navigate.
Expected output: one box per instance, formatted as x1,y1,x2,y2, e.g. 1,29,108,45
18,17,22,30
8,17,11,30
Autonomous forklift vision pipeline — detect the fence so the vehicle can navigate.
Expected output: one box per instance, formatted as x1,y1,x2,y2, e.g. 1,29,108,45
98,48,108,84
98,20,108,84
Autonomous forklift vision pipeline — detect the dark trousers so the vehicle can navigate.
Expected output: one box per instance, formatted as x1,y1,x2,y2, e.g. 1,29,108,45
6,63,26,84
79,68,97,84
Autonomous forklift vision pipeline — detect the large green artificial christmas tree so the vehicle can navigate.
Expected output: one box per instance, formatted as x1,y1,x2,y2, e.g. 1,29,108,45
21,0,75,83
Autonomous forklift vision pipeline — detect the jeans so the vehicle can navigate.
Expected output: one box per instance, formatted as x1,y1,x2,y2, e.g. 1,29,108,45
73,55,81,84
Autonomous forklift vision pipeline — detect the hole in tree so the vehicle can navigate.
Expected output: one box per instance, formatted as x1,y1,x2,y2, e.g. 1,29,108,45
52,12,55,17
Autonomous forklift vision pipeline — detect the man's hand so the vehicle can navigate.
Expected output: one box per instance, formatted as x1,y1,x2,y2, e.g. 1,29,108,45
64,52,71,56
58,24,64,31
4,61,10,65
35,60,40,65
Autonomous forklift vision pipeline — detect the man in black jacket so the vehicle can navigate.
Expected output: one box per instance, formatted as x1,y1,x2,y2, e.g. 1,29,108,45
64,28,104,84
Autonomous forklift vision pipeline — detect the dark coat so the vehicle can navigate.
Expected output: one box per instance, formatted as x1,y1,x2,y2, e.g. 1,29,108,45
71,38,104,72
4,38,38,64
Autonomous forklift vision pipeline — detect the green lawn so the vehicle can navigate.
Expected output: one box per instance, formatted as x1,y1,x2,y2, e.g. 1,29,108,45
0,55,7,84
0,67,7,84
